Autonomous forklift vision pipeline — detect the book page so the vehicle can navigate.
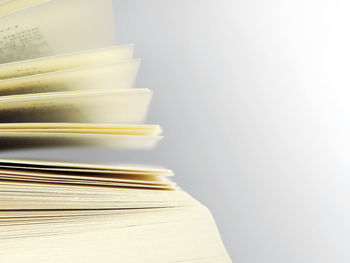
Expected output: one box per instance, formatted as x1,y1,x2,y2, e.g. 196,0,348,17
0,169,174,185
0,0,50,16
0,129,158,136
0,89,152,123
0,132,162,151
0,45,134,80
0,60,140,95
0,174,175,190
0,123,162,136
0,158,173,175
0,163,172,176
0,183,190,209
0,127,160,136
0,123,161,131
0,205,231,262
0,0,115,63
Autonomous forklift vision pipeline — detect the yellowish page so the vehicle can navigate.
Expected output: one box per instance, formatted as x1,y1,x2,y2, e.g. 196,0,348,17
0,158,173,175
0,0,115,63
0,60,140,95
0,132,163,150
0,0,50,16
0,89,152,123
0,45,134,80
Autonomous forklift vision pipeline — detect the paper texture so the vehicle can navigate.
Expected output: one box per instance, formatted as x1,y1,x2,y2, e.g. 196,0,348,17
0,132,162,151
0,45,134,80
0,0,115,63
0,157,172,175
0,89,152,123
0,123,161,136
0,60,140,95
0,0,50,16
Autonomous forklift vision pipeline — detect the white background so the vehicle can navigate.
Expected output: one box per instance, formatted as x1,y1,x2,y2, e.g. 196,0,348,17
4,0,350,262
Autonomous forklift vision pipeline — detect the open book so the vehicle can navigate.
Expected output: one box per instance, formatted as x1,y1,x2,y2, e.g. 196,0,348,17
0,0,232,262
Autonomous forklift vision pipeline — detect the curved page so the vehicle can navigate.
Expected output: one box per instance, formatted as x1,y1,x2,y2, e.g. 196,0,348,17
0,89,152,123
0,45,134,80
0,157,173,176
0,60,140,95
0,0,50,16
0,133,162,151
0,0,115,63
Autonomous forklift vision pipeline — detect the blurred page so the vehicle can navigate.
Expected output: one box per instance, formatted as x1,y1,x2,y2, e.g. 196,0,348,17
0,157,173,175
0,45,134,79
0,123,161,136
0,89,152,123
0,0,50,16
0,60,140,95
0,132,162,151
0,123,161,132
0,0,115,63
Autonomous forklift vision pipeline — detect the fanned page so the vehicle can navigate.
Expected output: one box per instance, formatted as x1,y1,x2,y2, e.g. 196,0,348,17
0,124,163,150
0,60,140,95
0,0,115,63
0,159,185,209
0,43,152,150
0,0,232,261
0,133,162,150
0,159,231,262
0,0,50,16
0,89,152,123
0,157,171,174
0,123,163,136
0,159,176,191
0,45,134,79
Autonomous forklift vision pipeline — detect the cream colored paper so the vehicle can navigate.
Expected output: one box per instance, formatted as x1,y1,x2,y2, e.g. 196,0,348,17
0,0,115,63
0,175,175,190
0,128,156,135
0,158,231,262
0,123,162,135
0,60,140,95
0,123,161,130
0,0,50,16
0,169,175,186
0,201,231,262
0,89,152,123
0,157,172,175
0,45,134,80
0,132,162,150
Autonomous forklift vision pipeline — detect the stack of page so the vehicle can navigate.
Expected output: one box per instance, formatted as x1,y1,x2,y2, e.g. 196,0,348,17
0,159,231,262
0,30,157,149
0,0,231,262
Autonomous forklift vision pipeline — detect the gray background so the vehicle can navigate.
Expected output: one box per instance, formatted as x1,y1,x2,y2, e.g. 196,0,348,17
3,0,350,262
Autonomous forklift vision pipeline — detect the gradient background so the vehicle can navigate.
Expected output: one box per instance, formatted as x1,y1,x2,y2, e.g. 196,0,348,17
2,0,350,262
